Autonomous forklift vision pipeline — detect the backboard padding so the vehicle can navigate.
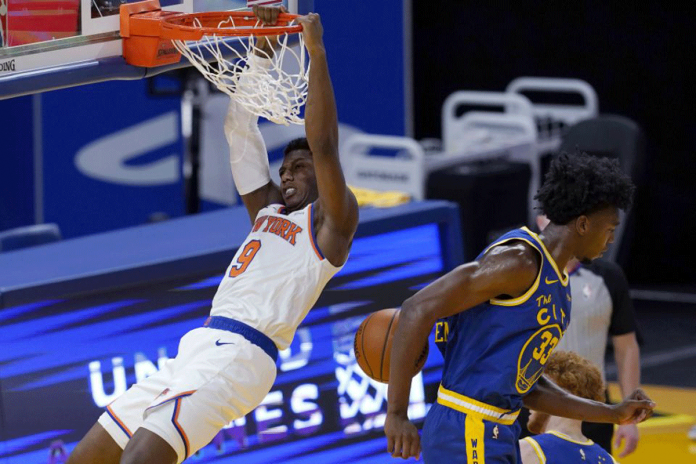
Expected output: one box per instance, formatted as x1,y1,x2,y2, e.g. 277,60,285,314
0,0,310,100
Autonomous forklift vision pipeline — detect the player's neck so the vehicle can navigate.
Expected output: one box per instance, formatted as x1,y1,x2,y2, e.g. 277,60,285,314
545,417,588,443
285,200,311,214
537,224,574,271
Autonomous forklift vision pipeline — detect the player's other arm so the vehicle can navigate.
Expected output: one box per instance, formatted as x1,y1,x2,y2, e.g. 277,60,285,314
226,7,284,223
385,243,539,460
523,375,655,424
298,14,358,265
225,101,283,222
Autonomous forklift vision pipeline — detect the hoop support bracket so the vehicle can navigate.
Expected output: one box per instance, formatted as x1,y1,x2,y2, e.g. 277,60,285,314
120,0,183,68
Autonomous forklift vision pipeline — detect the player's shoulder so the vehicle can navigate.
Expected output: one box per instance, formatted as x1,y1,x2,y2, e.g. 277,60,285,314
483,239,541,274
484,227,543,259
519,437,545,464
475,240,541,298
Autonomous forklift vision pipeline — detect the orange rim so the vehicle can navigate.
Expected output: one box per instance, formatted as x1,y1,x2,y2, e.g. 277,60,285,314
161,11,302,41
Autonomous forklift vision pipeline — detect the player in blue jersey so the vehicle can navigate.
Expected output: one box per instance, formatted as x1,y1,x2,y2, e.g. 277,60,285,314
520,350,619,464
385,152,655,462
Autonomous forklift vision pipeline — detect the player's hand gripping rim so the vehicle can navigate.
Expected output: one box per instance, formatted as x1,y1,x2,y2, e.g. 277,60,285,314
252,4,287,26
385,411,421,460
296,12,324,54
251,4,287,57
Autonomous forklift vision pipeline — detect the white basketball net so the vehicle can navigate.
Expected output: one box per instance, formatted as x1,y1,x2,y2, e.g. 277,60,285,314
172,16,309,126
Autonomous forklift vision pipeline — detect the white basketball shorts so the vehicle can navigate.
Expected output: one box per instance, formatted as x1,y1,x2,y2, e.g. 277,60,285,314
98,321,277,463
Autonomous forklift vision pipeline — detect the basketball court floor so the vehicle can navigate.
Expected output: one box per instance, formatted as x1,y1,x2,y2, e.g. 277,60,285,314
605,295,696,463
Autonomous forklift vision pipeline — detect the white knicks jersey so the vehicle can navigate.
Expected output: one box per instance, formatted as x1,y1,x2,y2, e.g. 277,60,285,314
211,202,343,350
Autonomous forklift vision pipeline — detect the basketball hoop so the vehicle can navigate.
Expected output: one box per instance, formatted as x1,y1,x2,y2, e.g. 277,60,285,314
121,0,309,125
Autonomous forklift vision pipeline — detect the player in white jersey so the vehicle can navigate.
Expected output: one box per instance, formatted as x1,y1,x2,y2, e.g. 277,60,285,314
68,7,358,464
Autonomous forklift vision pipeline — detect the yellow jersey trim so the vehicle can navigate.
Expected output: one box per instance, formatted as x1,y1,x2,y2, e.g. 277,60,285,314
487,236,543,306
546,430,594,445
522,227,569,286
523,437,546,464
437,385,520,425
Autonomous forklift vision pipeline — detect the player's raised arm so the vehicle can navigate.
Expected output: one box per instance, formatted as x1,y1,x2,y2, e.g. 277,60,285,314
224,6,285,223
385,242,540,459
297,13,358,265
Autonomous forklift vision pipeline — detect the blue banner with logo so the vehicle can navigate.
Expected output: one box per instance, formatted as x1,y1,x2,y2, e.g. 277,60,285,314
0,221,445,463
40,80,185,238
1,1,407,239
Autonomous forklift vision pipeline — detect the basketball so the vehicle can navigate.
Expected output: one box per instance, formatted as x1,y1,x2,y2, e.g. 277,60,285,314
353,308,429,383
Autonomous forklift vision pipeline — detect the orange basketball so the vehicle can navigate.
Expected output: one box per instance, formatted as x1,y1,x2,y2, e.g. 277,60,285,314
353,308,429,383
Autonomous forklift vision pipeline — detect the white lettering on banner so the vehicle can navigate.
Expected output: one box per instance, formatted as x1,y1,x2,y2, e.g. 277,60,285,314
134,352,158,382
75,112,180,186
335,358,426,434
255,390,288,442
90,349,170,407
278,328,312,371
291,384,323,433
135,347,170,382
89,357,128,407
86,330,425,441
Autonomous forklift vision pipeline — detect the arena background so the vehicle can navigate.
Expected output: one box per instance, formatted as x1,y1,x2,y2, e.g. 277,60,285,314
412,1,696,287
1,1,695,463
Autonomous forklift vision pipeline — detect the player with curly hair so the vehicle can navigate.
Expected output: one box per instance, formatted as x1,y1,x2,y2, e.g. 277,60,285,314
520,351,619,463
534,152,635,226
385,152,654,462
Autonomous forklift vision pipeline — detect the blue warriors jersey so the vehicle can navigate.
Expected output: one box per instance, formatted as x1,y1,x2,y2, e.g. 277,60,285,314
523,432,619,463
434,226,572,412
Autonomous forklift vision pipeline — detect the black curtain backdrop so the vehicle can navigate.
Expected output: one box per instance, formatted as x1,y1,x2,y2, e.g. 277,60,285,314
413,1,696,286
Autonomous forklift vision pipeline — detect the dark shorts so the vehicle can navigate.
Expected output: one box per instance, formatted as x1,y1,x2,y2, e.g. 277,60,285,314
422,402,523,463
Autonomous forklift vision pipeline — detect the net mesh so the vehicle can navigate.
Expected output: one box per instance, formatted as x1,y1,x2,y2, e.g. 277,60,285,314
172,15,308,126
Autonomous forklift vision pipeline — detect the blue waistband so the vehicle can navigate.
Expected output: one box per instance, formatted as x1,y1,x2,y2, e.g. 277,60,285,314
204,316,278,362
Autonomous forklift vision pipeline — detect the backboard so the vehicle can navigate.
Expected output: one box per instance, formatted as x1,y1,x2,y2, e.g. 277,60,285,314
0,0,310,100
